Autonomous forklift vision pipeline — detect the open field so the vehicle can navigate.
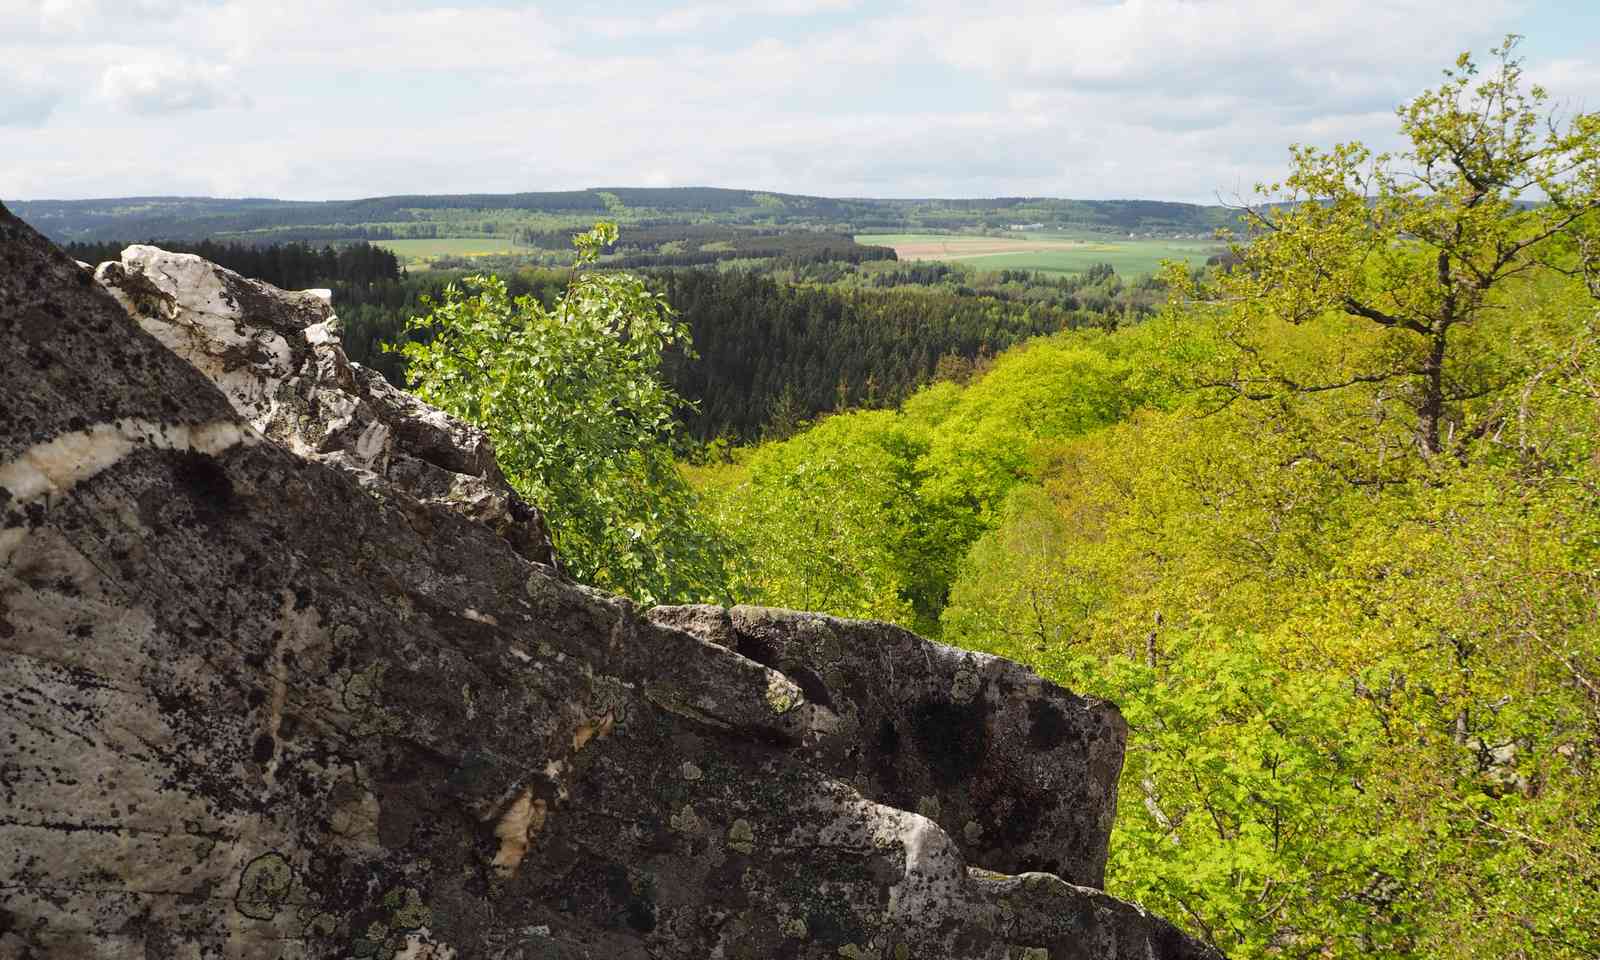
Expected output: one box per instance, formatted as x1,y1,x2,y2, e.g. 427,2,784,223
858,232,1224,277
372,237,519,264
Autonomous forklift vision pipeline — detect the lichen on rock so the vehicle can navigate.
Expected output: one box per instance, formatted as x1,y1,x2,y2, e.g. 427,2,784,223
93,242,560,568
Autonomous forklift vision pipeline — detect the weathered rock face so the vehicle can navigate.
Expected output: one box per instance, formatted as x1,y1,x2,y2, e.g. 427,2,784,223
93,244,557,567
0,205,1219,960
647,605,1124,887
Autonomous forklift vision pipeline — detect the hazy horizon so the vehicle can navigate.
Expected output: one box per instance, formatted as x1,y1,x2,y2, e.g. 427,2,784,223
4,1,1598,204
4,186,1246,205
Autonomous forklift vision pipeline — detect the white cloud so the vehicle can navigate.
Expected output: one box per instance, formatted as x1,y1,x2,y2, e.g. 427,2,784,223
96,58,244,114
909,0,1524,111
1530,57,1600,110
37,0,98,33
32,0,214,35
0,71,66,126
586,0,861,38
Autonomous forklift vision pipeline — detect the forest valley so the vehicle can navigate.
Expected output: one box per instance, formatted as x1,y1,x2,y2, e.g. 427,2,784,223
44,37,1600,960
59,234,1156,445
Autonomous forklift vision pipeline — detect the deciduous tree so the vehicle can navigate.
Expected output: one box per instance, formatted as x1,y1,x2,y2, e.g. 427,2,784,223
1176,35,1600,467
399,223,727,603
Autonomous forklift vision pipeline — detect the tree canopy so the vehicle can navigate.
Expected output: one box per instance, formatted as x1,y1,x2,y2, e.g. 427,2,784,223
693,38,1600,959
399,223,726,604
1169,35,1600,469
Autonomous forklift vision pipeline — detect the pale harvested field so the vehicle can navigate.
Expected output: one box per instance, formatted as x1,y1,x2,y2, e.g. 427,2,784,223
858,232,1223,276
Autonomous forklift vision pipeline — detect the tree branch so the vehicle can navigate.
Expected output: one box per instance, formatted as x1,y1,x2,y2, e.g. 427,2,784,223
1341,295,1434,335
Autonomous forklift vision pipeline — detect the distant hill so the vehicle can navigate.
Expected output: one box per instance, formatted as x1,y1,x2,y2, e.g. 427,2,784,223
7,188,1235,245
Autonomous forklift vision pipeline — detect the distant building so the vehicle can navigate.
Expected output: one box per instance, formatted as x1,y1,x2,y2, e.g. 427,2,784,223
1007,223,1046,231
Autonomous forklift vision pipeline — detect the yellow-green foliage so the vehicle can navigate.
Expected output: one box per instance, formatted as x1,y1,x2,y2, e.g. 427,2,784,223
939,353,1600,957
697,410,923,626
694,336,1134,633
400,223,728,604
916,340,1133,516
696,38,1600,959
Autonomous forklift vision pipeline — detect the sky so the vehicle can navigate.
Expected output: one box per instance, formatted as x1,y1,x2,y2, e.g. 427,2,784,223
2,0,1598,203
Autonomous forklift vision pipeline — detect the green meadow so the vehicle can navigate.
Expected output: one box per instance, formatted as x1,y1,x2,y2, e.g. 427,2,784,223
373,237,521,265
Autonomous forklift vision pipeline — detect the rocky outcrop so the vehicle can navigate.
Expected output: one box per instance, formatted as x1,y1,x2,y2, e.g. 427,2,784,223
646,605,1124,887
93,244,557,567
0,204,1219,960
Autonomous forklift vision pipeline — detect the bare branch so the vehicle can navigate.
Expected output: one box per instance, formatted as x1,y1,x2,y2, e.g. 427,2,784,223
1341,296,1434,335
